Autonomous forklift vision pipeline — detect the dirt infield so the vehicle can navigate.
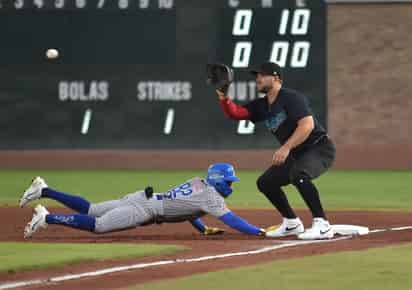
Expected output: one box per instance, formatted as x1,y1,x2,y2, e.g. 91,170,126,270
1,207,412,290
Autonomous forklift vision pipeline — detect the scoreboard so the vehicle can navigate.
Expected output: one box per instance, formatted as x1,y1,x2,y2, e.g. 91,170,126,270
0,0,326,149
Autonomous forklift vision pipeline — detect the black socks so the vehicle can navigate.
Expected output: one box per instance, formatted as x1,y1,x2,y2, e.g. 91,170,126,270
261,187,297,219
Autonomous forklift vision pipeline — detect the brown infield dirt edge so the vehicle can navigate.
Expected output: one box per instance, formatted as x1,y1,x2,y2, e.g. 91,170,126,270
1,207,412,290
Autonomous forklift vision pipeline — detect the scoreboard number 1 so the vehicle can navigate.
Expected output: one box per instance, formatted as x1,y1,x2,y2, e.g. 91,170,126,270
232,9,311,68
164,108,175,135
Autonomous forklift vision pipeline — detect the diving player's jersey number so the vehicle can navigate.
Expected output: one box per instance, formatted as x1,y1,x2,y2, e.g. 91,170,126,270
162,182,193,200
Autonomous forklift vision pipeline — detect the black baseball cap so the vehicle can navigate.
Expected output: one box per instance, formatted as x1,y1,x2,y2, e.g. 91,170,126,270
250,62,282,80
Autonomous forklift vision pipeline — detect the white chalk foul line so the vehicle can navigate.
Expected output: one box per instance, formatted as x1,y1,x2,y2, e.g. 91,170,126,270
2,224,412,290
369,226,412,234
391,226,412,231
0,237,350,290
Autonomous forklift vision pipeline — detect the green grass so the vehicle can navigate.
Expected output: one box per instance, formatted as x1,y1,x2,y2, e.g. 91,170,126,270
125,243,412,290
0,242,186,273
1,170,412,210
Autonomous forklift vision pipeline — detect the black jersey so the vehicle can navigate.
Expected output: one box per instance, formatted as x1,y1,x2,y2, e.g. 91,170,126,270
244,88,327,152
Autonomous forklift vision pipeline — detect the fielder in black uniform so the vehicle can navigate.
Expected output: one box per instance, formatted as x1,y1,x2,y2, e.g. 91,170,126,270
217,62,336,240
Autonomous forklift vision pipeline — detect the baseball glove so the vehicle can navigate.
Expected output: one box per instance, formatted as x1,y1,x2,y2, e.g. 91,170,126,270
206,63,234,95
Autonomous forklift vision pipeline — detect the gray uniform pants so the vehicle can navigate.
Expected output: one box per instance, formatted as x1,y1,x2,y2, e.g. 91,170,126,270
88,191,163,233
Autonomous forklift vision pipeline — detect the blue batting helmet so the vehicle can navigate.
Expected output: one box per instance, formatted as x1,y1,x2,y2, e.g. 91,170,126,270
206,163,240,197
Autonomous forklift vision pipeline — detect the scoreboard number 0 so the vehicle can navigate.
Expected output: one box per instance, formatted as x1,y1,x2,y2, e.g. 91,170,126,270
237,120,255,135
232,42,252,68
270,41,310,68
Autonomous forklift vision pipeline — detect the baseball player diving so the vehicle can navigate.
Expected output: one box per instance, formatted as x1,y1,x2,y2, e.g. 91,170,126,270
20,163,274,238
208,62,336,240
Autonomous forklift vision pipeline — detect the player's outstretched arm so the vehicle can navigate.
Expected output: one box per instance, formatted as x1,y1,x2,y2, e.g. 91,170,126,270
189,218,225,236
219,211,264,236
216,90,251,120
190,218,206,233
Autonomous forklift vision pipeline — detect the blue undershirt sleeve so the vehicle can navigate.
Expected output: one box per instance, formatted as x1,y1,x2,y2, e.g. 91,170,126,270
219,211,262,236
190,218,206,233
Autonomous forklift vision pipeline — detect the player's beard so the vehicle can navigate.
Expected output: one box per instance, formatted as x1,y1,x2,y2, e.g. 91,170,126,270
258,84,273,94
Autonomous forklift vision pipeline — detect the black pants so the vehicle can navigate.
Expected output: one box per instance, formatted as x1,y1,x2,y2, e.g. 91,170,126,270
257,137,336,219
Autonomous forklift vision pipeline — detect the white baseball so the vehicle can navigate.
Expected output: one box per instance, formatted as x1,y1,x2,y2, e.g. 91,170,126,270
46,49,59,59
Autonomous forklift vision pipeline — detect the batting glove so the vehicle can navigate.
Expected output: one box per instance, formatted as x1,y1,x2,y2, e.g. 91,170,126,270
203,226,225,236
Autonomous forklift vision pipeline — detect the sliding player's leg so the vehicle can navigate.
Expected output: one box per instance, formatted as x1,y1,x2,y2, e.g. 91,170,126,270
20,177,90,213
20,176,126,217
24,203,153,238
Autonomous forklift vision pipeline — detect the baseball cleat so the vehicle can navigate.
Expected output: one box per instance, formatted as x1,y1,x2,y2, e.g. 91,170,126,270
298,218,334,240
265,218,304,238
24,204,49,239
19,177,47,207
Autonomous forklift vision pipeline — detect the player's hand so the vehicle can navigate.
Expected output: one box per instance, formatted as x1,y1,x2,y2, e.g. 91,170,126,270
272,145,290,166
259,226,279,237
216,89,227,101
203,226,225,236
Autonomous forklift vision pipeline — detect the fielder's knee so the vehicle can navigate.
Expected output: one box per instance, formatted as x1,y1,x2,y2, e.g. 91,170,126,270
257,175,281,195
256,175,268,194
291,172,311,186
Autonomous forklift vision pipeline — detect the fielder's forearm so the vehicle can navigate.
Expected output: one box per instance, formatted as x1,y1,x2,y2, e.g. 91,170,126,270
283,116,314,150
219,98,251,120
